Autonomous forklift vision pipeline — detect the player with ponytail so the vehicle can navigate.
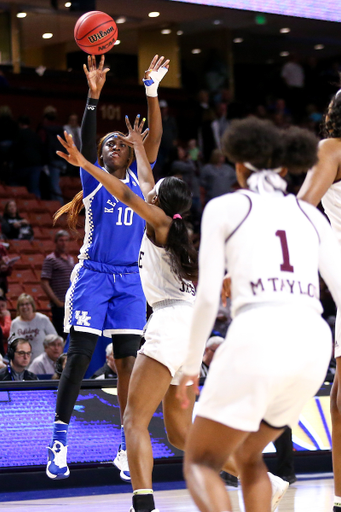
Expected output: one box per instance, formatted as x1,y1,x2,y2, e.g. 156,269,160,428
56,114,198,512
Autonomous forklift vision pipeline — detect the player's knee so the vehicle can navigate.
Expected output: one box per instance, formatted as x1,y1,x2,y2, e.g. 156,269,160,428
115,356,135,376
167,427,186,450
63,352,91,383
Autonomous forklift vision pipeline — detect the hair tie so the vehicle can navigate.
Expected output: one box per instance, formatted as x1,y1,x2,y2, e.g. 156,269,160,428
173,214,182,220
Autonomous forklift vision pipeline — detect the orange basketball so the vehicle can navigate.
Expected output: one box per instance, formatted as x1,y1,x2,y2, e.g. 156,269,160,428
74,11,118,55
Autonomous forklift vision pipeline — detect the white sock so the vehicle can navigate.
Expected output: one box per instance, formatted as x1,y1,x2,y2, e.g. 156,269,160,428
334,496,341,507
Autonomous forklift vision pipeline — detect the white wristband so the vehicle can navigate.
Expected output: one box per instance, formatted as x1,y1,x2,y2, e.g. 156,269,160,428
143,67,168,97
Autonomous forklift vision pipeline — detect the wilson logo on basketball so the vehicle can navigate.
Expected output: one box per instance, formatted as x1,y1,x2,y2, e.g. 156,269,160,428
88,26,115,44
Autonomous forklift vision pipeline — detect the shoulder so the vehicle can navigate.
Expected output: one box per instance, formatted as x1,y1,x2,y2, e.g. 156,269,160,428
24,370,38,380
318,138,341,156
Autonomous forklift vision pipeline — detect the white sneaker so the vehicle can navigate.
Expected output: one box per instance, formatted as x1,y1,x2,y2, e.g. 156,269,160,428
46,440,70,480
268,472,289,512
129,509,160,512
114,444,131,482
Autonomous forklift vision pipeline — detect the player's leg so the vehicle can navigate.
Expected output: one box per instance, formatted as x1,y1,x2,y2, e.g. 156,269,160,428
112,333,141,481
234,422,285,512
162,383,196,450
331,358,341,511
47,328,98,480
184,415,249,512
123,353,172,512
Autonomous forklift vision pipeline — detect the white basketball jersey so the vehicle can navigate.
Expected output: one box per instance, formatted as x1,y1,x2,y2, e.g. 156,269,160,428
138,232,196,307
222,190,322,316
322,180,341,245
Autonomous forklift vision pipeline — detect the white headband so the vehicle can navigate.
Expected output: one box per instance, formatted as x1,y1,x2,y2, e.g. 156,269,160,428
155,178,166,195
244,162,282,174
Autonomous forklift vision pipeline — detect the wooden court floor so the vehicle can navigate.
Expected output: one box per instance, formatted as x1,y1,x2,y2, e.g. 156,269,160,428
0,474,334,512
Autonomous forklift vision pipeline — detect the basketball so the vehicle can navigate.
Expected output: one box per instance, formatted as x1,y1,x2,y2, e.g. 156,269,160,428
74,11,118,55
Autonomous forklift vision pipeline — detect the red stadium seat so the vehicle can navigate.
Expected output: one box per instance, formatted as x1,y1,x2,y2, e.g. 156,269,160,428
24,283,48,300
8,240,37,254
8,268,39,284
7,283,24,301
5,186,35,199
41,200,63,216
28,212,53,228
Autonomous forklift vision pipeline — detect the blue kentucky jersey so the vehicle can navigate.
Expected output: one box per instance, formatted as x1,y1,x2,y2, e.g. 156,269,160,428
79,160,152,268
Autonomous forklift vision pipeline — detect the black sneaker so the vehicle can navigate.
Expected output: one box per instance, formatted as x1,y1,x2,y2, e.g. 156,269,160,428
220,471,238,487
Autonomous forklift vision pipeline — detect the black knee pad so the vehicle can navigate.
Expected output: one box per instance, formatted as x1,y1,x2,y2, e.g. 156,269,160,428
112,333,141,359
68,327,98,359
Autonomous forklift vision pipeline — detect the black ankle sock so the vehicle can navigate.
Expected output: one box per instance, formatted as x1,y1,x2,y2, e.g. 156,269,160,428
132,493,155,512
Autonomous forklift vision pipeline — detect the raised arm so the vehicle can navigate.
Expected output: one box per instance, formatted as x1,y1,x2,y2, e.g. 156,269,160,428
297,138,341,206
81,55,110,163
142,54,170,164
57,127,168,231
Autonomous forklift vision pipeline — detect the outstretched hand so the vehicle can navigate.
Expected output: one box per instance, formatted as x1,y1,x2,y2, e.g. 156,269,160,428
114,115,149,147
144,54,170,81
83,55,110,99
56,131,86,168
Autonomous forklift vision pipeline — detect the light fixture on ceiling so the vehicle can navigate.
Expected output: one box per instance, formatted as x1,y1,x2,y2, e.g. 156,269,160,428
213,20,222,25
233,38,243,43
177,30,184,35
42,33,53,39
16,12,27,18
191,48,201,54
148,12,160,18
280,27,290,33
114,39,121,45
280,51,289,57
64,2,71,7
116,17,126,24
161,29,171,34
314,44,324,50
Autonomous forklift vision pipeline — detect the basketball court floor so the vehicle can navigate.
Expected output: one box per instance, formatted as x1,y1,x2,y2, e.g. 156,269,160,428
0,473,334,511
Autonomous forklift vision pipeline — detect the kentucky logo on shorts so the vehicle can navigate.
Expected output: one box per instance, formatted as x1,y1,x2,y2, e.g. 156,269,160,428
75,310,91,326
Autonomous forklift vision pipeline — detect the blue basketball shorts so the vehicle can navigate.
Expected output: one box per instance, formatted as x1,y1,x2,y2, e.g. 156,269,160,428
64,260,146,338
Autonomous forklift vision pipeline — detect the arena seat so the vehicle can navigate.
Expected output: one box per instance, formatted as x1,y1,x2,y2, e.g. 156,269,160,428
24,283,48,300
7,283,24,301
28,212,53,228
9,240,37,254
5,186,35,199
8,268,39,284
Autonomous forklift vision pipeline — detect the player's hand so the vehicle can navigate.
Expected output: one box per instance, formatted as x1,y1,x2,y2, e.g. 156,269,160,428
221,274,231,307
144,54,170,81
56,131,87,168
176,374,199,409
115,115,149,147
83,55,110,99
143,55,170,97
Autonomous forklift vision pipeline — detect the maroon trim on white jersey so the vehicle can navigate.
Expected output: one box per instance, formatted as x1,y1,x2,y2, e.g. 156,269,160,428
225,192,252,244
296,198,321,244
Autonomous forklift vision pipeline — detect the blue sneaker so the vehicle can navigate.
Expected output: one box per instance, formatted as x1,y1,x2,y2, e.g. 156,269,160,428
46,440,70,480
114,444,131,482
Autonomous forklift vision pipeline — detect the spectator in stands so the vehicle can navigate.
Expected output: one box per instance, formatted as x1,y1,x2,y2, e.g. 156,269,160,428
91,343,117,379
10,293,57,361
156,100,178,178
0,106,18,179
0,242,14,297
1,200,33,240
0,354,5,369
11,115,44,198
211,102,229,151
200,335,224,377
37,105,65,203
41,230,75,337
0,296,11,356
29,333,64,376
63,113,81,150
200,149,236,208
0,336,38,381
52,352,67,380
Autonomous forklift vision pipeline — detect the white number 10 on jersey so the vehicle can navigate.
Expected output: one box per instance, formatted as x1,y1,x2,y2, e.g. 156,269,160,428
116,207,134,226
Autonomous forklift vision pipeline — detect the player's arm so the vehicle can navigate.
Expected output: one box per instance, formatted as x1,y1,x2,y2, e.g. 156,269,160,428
142,54,170,165
297,139,340,206
81,55,110,163
57,129,169,231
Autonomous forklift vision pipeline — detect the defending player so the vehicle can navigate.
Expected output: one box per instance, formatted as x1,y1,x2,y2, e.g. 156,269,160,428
177,118,341,512
55,116,197,512
46,55,169,481
298,89,341,512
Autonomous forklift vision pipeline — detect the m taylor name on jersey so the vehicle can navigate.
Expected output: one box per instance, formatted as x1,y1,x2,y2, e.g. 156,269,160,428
250,276,318,298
